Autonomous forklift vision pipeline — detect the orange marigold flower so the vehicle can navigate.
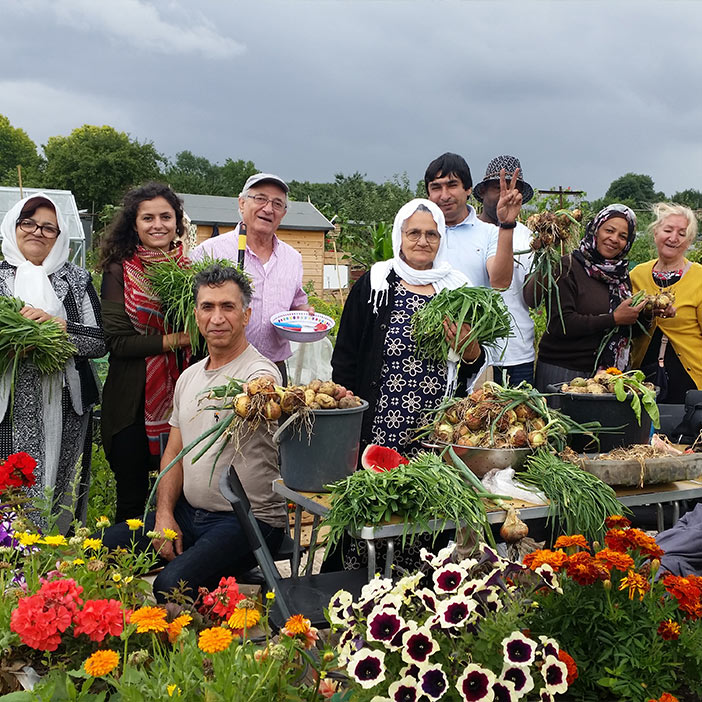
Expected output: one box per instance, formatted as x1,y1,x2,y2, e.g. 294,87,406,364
283,614,311,635
167,613,192,643
228,607,261,631
565,552,609,586
595,548,634,572
625,529,665,559
130,606,169,633
604,529,630,553
558,649,578,685
618,570,650,601
523,549,568,571
554,535,589,550
605,515,631,529
605,367,623,375
198,626,233,653
659,694,679,702
84,649,119,677
657,619,681,641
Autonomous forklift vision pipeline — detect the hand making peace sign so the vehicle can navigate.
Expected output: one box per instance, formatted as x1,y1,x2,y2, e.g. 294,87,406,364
496,167,523,226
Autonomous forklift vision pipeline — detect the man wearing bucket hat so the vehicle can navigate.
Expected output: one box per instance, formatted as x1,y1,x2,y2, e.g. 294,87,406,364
190,173,313,382
101,263,287,602
475,155,535,385
424,152,523,289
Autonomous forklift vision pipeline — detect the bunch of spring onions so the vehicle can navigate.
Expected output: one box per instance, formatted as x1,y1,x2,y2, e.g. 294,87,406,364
323,451,508,554
523,209,582,332
0,296,77,411
411,286,512,362
146,256,242,354
516,449,627,543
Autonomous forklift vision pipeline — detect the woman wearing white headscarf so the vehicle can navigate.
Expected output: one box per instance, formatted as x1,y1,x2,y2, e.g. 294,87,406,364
332,199,484,458
0,194,105,528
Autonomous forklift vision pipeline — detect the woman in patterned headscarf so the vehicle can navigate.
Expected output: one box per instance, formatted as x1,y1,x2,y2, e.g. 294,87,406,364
527,204,646,391
99,183,191,523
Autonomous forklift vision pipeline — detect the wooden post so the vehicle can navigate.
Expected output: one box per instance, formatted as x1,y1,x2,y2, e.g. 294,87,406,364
17,165,23,199
536,186,585,210
331,238,346,306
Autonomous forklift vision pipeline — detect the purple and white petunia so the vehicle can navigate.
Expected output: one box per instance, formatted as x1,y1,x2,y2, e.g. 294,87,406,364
540,655,568,695
537,636,560,659
500,665,535,698
347,648,387,689
367,605,406,648
328,589,354,627
502,632,537,667
433,564,468,594
401,624,438,665
456,664,496,702
388,677,421,702
491,679,516,702
420,543,457,569
535,564,562,594
436,595,477,629
359,577,394,606
415,587,438,613
419,664,449,700
538,690,554,702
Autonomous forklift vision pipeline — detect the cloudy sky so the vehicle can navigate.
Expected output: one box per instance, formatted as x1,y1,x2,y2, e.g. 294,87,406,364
2,0,701,200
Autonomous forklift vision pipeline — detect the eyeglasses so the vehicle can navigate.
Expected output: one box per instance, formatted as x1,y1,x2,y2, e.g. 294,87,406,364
403,229,440,243
246,194,287,213
16,218,61,239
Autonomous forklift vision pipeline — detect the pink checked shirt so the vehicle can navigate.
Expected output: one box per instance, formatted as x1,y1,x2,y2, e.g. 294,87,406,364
190,225,308,362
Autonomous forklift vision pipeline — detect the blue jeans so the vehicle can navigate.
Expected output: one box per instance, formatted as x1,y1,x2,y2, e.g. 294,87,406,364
101,499,283,603
493,361,535,387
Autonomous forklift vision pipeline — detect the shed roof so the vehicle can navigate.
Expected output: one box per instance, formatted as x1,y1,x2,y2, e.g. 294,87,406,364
178,193,334,231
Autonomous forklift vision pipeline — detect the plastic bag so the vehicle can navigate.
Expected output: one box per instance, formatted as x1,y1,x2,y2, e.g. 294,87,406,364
481,467,548,505
285,338,334,386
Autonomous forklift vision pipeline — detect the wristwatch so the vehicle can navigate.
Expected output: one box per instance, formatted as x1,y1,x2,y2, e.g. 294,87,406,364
498,221,517,229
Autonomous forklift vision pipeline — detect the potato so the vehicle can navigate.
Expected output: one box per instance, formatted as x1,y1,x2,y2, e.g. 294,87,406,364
338,396,357,409
333,385,347,400
307,379,322,393
319,381,337,396
304,389,316,406
315,393,338,409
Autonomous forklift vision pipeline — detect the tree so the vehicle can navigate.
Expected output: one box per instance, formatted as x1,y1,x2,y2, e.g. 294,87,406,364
43,125,165,212
162,152,257,196
604,173,663,209
671,189,702,210
0,114,43,186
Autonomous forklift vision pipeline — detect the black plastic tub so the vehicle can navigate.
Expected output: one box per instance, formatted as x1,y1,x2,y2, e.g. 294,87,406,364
546,383,653,452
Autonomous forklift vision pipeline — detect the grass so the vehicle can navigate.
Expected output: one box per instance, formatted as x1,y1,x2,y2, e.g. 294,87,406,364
87,442,116,526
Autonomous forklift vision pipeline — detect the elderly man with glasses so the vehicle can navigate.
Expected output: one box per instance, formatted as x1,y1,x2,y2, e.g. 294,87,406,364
190,173,313,382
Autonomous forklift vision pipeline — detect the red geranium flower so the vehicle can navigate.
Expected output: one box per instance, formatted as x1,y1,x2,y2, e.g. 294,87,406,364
73,599,125,642
0,452,37,490
201,576,244,620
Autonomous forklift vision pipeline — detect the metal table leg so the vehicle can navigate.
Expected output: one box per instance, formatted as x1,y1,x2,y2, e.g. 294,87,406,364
385,539,395,579
656,504,664,534
672,500,680,525
292,505,303,577
305,515,321,576
367,540,376,582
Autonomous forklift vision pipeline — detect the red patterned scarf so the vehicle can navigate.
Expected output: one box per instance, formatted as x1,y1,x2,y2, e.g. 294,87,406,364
123,243,189,455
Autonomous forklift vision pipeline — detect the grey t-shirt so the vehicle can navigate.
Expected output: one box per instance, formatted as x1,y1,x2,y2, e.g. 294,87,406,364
170,345,287,528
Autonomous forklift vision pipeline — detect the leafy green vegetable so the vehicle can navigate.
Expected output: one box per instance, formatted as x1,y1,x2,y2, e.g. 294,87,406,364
611,370,659,428
411,286,512,362
517,450,628,542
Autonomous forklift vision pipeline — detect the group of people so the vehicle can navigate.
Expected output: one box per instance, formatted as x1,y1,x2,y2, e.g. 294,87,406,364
1,150,701,599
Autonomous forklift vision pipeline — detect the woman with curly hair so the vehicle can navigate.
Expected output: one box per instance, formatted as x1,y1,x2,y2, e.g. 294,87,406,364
99,182,191,522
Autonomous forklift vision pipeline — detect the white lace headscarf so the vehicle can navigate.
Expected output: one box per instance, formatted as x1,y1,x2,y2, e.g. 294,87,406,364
369,198,471,313
0,193,71,490
1,193,70,316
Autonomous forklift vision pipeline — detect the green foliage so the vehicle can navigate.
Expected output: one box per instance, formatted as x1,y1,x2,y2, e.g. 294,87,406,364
0,114,44,186
86,443,116,526
604,173,664,209
162,150,257,196
671,188,702,209
43,125,165,212
627,231,657,267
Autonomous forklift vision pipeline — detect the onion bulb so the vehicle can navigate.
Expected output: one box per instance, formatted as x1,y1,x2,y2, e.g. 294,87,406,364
500,507,529,543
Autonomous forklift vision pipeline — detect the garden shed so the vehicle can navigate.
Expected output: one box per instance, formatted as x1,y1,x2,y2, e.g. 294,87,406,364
179,193,335,294
0,187,86,266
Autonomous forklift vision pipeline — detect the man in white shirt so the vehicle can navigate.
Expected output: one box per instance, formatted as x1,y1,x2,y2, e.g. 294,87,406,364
474,155,536,386
424,152,522,289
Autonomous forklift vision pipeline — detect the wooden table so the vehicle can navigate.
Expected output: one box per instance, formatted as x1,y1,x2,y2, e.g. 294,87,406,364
273,478,702,581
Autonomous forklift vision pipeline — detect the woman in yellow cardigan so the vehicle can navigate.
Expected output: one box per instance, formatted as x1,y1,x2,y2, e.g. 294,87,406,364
631,202,702,403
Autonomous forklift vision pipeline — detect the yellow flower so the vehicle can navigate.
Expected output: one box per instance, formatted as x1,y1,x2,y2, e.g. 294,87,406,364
161,528,178,541
168,613,193,643
605,367,623,376
73,558,85,565
82,538,102,551
167,684,182,697
41,534,67,547
84,650,119,677
126,518,144,531
198,627,233,653
265,591,276,601
228,607,261,630
95,515,111,528
112,573,122,583
618,570,650,601
123,575,134,584
16,532,41,547
130,606,169,633
283,614,311,635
